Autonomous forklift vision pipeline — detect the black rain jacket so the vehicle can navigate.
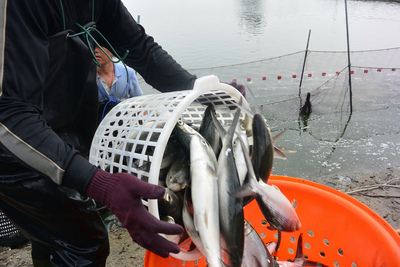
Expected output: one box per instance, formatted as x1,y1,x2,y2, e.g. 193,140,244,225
0,0,196,194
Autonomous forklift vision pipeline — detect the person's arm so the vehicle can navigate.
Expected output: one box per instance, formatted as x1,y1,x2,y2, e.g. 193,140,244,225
96,0,197,93
0,1,96,193
126,68,143,98
0,2,183,257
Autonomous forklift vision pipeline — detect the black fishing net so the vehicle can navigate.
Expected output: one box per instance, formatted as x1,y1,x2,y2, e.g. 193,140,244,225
140,47,400,142
137,47,400,178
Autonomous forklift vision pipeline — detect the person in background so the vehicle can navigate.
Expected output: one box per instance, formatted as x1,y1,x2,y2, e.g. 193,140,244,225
96,45,143,122
0,1,196,266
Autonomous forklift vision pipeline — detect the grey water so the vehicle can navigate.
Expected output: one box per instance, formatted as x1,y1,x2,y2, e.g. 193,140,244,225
124,0,400,181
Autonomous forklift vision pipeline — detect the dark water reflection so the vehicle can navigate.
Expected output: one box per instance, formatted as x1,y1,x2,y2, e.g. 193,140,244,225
238,0,266,35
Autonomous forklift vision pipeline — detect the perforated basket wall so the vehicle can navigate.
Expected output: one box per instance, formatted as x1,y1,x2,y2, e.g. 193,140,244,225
89,75,250,260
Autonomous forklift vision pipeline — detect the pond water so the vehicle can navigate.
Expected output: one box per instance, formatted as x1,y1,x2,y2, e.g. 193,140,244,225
122,0,400,180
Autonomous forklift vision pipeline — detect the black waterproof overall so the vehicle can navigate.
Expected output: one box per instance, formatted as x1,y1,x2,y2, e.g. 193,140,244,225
0,1,196,266
0,16,108,267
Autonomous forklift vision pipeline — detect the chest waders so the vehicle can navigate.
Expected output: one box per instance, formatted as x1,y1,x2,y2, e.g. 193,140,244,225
0,2,111,266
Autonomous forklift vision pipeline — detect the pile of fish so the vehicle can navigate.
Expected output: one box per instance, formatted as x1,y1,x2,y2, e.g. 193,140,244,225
153,95,326,267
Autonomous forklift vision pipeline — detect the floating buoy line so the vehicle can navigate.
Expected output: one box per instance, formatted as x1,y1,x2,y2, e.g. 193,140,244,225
230,67,397,82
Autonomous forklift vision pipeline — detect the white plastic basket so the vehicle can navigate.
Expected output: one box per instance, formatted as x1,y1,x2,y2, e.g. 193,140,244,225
89,75,250,260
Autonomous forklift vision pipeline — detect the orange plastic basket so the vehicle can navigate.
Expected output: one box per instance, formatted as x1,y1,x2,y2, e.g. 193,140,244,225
144,175,400,266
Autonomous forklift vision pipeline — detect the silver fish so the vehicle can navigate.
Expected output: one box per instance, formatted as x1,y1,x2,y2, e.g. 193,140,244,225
182,187,206,257
212,101,244,267
158,188,184,226
174,120,222,267
233,134,301,232
233,119,249,186
165,152,189,192
251,113,274,183
199,104,222,158
276,233,328,267
242,220,275,267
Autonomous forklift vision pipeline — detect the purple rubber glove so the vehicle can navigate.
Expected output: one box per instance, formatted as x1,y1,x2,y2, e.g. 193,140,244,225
226,81,246,98
87,169,183,258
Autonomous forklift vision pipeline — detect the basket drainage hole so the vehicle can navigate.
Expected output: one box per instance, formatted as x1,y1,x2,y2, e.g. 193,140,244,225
352,262,357,267
334,261,339,267
305,242,311,249
290,236,296,243
288,248,295,254
308,230,314,237
260,233,266,238
323,238,330,246
261,220,268,226
338,248,344,256
319,251,325,258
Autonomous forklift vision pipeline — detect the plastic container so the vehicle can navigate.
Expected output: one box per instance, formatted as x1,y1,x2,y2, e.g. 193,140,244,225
89,75,250,260
144,175,400,267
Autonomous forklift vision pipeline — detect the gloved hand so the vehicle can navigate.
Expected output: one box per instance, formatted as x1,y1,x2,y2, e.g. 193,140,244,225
87,169,184,258
226,81,246,98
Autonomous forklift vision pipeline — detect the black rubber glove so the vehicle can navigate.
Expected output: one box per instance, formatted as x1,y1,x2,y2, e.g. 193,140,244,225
87,169,183,258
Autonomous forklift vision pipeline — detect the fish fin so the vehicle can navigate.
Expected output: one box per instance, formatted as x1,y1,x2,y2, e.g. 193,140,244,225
267,225,278,231
271,129,287,143
295,233,304,259
245,84,261,114
230,100,254,119
273,145,287,160
226,98,243,142
277,146,297,154
230,130,260,201
210,106,227,137
292,199,298,209
133,155,152,172
234,130,257,182
275,230,282,254
229,184,254,198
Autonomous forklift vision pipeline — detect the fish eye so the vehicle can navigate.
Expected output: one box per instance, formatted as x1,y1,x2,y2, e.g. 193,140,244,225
201,139,207,146
177,120,184,126
239,123,245,131
164,193,172,202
